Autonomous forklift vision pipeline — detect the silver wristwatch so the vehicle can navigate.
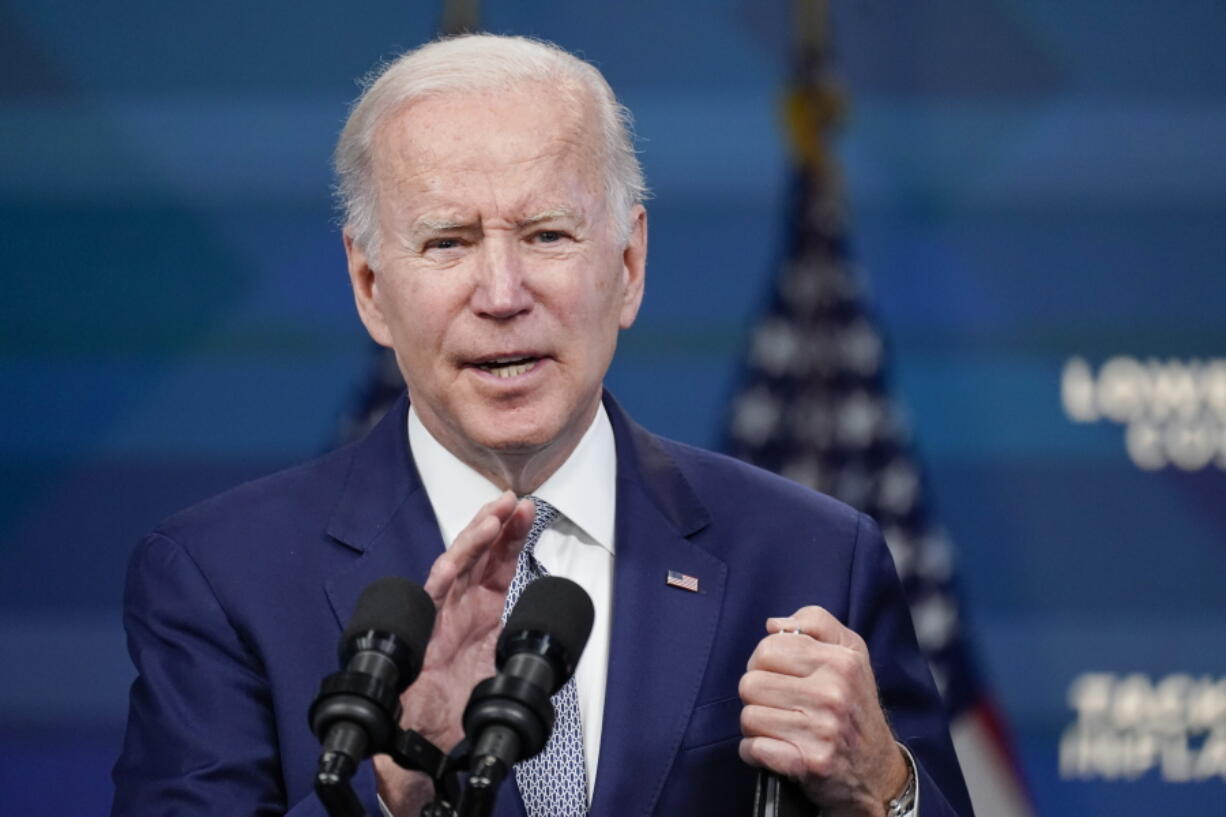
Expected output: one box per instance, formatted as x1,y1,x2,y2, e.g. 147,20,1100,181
886,760,917,817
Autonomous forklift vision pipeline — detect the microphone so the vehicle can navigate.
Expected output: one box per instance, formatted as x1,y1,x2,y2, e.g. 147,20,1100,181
309,577,436,790
460,576,595,811
753,770,812,817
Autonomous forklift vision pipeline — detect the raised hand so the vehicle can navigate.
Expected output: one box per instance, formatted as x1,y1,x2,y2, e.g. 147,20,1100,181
376,491,535,816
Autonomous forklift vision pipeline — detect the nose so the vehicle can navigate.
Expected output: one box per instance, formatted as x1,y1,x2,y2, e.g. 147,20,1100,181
471,237,534,319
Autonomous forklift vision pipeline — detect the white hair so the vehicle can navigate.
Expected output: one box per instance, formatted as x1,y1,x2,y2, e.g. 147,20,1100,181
334,33,647,265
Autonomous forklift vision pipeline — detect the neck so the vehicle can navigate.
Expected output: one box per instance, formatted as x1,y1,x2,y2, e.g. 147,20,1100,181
471,447,572,496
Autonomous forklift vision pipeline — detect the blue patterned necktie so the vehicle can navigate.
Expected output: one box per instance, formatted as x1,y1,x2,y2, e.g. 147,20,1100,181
501,497,589,817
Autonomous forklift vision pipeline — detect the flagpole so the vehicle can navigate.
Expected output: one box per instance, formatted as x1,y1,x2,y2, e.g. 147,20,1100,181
439,0,481,36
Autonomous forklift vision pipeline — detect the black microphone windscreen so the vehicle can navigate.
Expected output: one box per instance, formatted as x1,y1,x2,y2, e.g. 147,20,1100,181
502,576,595,662
344,576,436,657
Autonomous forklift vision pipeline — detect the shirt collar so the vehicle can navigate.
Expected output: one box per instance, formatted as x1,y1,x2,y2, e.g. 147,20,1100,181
407,402,617,554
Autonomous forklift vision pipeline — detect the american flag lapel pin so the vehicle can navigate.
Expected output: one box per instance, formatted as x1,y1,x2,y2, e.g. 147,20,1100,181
666,570,699,593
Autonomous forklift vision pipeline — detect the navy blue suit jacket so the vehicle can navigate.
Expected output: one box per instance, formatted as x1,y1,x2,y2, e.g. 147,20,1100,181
113,394,973,816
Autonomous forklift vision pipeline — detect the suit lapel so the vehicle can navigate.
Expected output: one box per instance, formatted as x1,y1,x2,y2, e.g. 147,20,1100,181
591,396,726,817
322,395,445,637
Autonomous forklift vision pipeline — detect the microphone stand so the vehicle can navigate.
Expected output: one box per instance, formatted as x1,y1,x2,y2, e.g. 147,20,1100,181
314,725,467,817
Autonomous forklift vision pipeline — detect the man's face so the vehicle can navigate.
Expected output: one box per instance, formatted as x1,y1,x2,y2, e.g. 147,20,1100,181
346,85,646,480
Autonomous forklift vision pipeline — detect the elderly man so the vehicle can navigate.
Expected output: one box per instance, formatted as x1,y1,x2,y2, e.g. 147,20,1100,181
112,34,971,817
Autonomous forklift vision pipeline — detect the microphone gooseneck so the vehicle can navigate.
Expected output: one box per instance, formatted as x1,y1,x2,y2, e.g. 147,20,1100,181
309,577,436,788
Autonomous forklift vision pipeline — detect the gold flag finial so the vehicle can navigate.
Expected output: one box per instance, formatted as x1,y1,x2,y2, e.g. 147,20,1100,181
785,0,847,182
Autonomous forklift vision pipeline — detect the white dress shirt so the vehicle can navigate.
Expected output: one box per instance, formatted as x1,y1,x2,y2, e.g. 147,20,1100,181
408,403,616,801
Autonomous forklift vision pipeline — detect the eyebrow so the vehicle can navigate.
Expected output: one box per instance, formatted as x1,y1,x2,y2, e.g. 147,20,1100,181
519,208,578,227
416,216,473,232
409,208,582,238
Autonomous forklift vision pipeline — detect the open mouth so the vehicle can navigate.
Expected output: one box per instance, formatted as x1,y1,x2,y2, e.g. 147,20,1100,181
473,355,540,379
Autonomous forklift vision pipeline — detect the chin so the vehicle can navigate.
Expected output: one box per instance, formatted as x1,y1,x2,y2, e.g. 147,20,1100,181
445,383,602,459
464,402,580,457
470,422,559,456
473,392,598,453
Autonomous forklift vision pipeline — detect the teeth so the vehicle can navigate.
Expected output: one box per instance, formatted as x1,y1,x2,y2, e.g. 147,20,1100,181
479,358,536,378
490,361,533,378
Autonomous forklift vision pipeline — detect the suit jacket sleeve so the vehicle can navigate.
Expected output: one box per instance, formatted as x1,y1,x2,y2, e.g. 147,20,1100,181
111,532,377,817
846,512,974,817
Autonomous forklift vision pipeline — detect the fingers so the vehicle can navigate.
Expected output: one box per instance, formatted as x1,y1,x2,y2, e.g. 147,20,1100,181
739,734,809,780
746,640,864,688
739,666,851,713
739,732,852,794
374,754,434,816
448,491,520,572
424,491,531,599
494,496,536,556
738,694,853,785
767,606,865,652
741,701,841,744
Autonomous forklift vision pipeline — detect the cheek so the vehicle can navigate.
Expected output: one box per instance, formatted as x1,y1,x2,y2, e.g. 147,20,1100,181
569,263,624,318
559,293,619,345
382,280,452,343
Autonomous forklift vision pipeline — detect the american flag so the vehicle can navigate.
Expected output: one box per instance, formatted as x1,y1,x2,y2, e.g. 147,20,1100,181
666,570,701,593
722,7,1033,816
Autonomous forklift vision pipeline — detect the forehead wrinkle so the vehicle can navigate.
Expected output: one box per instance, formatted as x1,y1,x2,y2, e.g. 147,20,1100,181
374,87,607,240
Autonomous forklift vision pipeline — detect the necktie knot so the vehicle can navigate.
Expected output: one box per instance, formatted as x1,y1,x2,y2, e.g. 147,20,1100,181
523,496,559,563
503,496,558,622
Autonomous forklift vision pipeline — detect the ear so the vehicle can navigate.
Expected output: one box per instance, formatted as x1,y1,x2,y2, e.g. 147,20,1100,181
618,205,647,329
344,230,393,348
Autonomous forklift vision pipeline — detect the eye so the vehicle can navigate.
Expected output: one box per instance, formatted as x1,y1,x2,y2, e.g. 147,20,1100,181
424,237,464,251
534,230,566,244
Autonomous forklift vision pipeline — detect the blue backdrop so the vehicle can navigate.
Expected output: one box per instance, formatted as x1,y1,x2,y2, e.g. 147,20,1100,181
2,1,1224,814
